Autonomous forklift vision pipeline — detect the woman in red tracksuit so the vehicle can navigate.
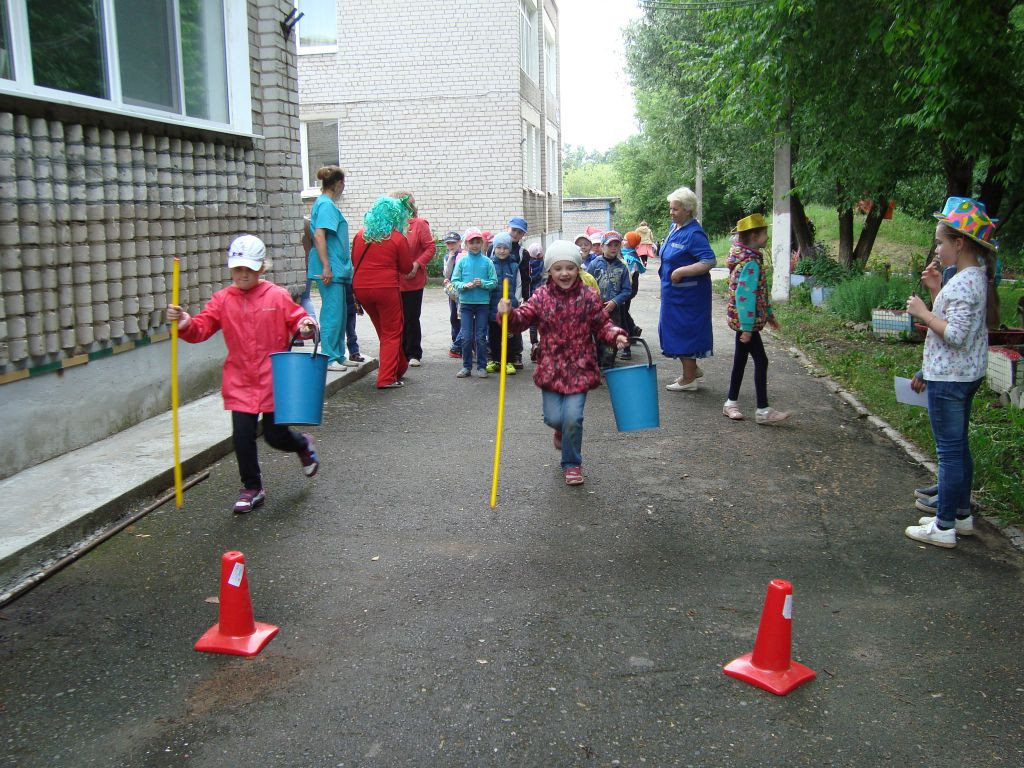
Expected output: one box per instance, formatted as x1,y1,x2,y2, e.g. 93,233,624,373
352,196,415,389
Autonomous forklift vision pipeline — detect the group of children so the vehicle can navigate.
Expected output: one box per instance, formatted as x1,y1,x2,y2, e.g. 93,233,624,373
170,193,1000,526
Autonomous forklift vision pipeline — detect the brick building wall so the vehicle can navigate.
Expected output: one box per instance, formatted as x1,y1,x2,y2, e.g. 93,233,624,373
562,197,619,238
298,0,561,242
0,0,305,478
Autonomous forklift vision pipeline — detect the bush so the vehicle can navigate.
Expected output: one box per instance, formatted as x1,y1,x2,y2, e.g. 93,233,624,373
793,256,815,276
810,255,851,287
790,282,812,307
824,274,890,321
877,276,918,310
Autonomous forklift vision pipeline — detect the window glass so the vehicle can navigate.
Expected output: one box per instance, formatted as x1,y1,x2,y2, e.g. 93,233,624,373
298,0,337,49
0,3,12,80
27,0,107,98
180,0,228,122
520,0,537,81
115,0,178,111
304,120,339,187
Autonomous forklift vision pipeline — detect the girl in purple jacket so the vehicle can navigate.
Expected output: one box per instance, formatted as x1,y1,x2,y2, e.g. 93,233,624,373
497,240,627,486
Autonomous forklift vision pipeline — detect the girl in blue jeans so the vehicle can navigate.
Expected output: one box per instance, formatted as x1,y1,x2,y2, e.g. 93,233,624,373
904,197,1000,548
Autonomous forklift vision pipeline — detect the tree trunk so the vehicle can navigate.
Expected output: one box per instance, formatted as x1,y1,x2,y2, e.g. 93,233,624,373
852,195,888,269
941,143,973,199
978,151,1009,219
790,194,814,259
837,181,854,268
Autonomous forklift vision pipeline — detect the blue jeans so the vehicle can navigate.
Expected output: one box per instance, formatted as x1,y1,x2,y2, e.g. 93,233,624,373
317,279,346,364
343,282,359,357
542,390,586,469
449,298,461,345
926,378,983,527
460,303,489,370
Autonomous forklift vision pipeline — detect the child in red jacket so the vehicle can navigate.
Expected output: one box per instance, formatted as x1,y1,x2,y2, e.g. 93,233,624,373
497,240,627,486
167,235,318,514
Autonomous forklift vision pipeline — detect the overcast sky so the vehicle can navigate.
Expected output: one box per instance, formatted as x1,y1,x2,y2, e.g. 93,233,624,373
558,0,642,151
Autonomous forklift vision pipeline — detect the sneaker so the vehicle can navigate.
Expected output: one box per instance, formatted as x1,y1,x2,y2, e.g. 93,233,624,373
723,403,744,421
505,363,516,375
327,361,346,372
475,368,489,378
512,357,525,370
904,518,956,548
456,367,471,378
915,497,937,514
343,354,365,367
564,466,584,486
666,377,699,392
755,408,791,425
409,358,421,367
298,433,319,477
486,361,500,373
917,515,975,536
233,488,265,514
553,430,562,450
448,349,462,359
380,380,404,389
914,483,938,500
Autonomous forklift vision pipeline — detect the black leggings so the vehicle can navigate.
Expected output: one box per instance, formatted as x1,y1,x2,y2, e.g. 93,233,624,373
727,331,769,409
232,411,307,490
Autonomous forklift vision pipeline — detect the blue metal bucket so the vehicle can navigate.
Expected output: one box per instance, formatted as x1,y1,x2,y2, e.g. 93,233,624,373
602,337,660,432
269,330,328,425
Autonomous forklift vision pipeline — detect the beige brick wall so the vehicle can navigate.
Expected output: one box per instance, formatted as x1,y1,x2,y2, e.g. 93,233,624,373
298,0,561,241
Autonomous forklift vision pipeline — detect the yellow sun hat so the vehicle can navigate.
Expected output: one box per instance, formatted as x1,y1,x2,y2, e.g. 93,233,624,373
736,213,769,232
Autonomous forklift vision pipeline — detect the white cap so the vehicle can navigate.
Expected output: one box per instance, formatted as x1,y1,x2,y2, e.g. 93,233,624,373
227,234,267,270
543,240,583,273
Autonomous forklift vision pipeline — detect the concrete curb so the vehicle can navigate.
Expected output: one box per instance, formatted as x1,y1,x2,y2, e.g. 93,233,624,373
0,359,379,595
783,341,1024,552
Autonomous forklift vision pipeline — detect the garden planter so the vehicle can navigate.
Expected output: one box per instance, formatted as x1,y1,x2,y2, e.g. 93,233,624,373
810,285,835,307
790,274,812,287
871,308,914,338
986,346,1022,394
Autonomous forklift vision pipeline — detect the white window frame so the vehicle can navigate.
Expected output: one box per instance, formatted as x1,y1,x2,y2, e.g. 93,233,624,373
299,117,340,197
0,0,251,135
519,0,538,83
545,123,559,194
543,13,557,96
294,0,338,55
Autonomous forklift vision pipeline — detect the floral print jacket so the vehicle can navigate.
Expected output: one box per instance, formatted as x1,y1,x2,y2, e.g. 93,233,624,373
505,279,625,394
726,241,774,333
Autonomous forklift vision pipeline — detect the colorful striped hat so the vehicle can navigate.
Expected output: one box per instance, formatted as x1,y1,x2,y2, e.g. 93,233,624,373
934,197,998,251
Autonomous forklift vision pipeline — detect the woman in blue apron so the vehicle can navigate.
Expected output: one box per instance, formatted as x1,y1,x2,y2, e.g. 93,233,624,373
658,186,716,391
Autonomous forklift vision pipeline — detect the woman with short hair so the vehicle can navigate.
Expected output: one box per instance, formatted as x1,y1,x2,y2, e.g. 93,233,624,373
658,186,716,391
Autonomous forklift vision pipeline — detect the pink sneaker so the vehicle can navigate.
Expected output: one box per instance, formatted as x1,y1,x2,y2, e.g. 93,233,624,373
722,403,744,421
755,408,791,425
564,466,584,486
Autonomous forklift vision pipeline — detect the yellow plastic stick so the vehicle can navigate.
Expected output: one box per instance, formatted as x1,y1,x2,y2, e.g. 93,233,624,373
489,278,510,508
170,258,183,508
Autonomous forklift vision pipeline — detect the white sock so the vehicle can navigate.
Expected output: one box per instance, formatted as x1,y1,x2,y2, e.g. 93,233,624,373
756,407,771,416
725,399,739,407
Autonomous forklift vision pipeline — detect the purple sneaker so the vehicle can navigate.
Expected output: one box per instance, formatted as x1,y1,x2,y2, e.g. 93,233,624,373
299,433,319,477
234,487,266,514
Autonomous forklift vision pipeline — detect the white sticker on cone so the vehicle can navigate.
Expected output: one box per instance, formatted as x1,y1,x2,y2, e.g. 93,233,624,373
228,562,245,587
782,594,793,619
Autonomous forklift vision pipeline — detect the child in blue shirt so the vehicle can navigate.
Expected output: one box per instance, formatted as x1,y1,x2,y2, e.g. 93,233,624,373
587,231,633,367
487,232,522,375
451,227,498,378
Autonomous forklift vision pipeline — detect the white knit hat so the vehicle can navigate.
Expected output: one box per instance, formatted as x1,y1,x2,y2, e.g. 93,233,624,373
543,240,583,273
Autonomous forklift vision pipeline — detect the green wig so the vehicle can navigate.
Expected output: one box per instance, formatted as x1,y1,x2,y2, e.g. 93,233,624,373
362,196,409,242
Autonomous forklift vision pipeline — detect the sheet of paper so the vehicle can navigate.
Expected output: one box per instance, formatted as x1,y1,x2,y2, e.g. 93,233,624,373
894,377,929,408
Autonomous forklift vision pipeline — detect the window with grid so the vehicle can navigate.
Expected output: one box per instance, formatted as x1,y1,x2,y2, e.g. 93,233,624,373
0,0,240,129
519,0,537,82
300,119,340,193
543,16,556,96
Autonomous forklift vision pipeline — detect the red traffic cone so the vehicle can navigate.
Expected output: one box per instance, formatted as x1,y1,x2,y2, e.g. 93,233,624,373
195,551,279,656
723,578,816,696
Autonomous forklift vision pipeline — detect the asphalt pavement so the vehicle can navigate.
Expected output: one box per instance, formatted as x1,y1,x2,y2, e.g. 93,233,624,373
1,273,1022,767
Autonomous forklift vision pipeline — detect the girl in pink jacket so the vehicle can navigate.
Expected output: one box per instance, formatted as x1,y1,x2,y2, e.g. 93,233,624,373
497,240,627,486
167,235,319,514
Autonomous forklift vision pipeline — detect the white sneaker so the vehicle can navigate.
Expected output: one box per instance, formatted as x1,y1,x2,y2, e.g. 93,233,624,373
755,408,791,425
917,516,974,536
409,358,421,367
327,361,346,372
904,518,957,548
666,377,699,392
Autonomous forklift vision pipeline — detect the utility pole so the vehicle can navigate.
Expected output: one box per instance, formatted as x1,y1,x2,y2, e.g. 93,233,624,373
695,152,703,223
770,112,791,303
